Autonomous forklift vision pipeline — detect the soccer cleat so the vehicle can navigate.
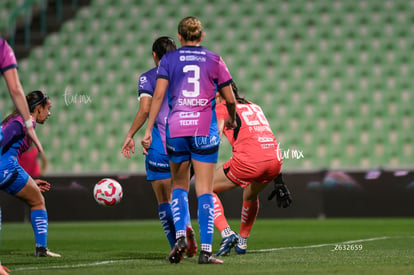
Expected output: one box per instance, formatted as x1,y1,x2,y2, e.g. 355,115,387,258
216,232,238,256
186,226,198,258
168,237,187,264
35,247,61,257
198,251,224,264
235,235,247,254
235,243,247,255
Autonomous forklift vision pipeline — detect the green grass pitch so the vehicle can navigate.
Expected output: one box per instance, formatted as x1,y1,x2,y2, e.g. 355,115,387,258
1,218,414,274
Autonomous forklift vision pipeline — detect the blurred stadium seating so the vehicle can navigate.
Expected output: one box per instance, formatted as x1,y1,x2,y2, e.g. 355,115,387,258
1,0,412,173
0,0,26,35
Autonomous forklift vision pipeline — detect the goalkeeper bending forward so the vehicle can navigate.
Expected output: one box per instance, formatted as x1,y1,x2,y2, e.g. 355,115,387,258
213,82,293,256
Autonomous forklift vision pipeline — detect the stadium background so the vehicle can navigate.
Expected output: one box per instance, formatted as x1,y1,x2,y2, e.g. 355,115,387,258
0,0,413,221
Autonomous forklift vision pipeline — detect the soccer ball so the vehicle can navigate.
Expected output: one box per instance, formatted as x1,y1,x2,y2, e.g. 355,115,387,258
93,178,123,206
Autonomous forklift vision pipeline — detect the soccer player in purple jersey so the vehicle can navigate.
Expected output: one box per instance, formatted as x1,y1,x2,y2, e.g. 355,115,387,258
121,36,198,257
142,16,237,264
1,90,60,258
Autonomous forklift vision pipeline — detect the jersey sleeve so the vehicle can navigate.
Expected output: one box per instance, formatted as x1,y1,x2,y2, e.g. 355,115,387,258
137,72,154,100
0,39,18,74
215,56,232,89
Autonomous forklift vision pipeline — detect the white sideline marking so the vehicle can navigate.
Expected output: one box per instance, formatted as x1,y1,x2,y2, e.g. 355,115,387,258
11,236,391,272
12,259,137,272
249,236,390,253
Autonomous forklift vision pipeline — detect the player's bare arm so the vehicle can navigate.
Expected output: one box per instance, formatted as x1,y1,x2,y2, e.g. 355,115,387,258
220,84,237,129
142,78,168,153
122,97,152,158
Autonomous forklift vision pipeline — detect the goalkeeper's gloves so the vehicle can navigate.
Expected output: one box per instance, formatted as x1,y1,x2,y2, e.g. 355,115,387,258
267,173,293,208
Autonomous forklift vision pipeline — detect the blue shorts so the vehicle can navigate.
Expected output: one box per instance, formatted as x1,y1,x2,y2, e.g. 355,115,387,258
0,158,29,195
145,128,171,181
145,148,171,181
166,134,220,164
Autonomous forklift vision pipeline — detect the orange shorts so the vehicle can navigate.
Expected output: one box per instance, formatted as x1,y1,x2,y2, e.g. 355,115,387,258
222,157,282,188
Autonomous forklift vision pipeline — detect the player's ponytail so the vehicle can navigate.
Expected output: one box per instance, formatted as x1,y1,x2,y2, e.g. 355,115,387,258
231,82,250,104
1,110,18,125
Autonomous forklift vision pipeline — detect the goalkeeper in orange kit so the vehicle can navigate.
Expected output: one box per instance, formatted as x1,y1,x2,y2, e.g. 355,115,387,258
213,82,292,256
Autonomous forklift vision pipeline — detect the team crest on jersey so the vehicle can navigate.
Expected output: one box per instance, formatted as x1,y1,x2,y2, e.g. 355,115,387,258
140,76,148,84
139,76,148,89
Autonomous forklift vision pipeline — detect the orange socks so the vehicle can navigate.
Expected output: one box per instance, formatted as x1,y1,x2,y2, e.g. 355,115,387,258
213,193,259,239
239,199,259,238
212,193,230,232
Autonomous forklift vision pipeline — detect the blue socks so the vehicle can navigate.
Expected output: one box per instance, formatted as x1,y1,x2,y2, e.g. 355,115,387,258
170,189,214,253
198,193,214,253
171,188,188,239
158,202,176,249
30,209,48,248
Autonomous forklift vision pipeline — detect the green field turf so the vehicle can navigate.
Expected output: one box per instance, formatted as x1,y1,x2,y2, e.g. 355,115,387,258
1,218,413,274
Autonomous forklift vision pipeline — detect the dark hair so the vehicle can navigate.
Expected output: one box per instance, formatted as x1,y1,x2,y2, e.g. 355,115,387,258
152,36,176,60
231,82,250,104
2,90,49,124
178,16,203,41
27,90,49,112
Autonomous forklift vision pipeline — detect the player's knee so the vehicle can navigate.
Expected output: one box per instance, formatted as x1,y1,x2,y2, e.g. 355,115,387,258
156,189,172,203
31,197,45,210
243,188,259,201
25,192,46,209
